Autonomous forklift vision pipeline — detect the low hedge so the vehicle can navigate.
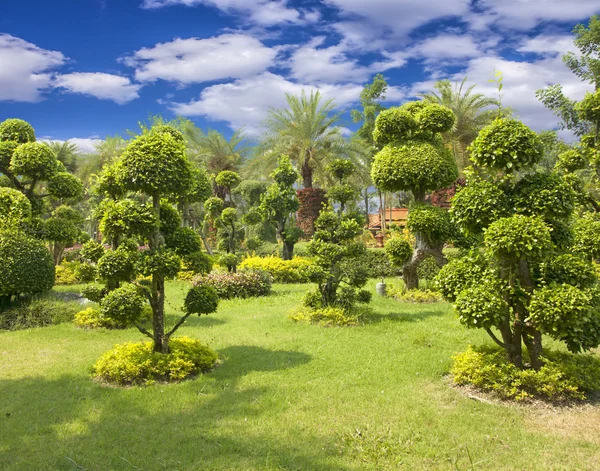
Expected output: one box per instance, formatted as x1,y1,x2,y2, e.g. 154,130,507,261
192,270,272,299
0,297,81,330
91,337,218,385
239,256,314,283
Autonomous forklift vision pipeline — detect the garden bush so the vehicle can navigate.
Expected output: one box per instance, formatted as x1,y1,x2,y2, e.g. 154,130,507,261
239,256,315,283
75,305,152,329
387,286,442,303
192,270,272,299
290,306,363,327
55,261,97,285
452,345,600,401
0,297,81,330
359,249,402,278
91,337,218,385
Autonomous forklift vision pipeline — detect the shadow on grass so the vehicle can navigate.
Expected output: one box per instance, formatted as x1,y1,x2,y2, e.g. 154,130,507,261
363,308,447,324
176,315,227,328
0,346,346,471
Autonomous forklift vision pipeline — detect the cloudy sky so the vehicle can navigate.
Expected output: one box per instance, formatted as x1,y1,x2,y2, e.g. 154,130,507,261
1,0,598,153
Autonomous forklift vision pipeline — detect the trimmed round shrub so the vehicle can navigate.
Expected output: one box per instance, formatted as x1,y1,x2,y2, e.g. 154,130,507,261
326,159,355,182
407,204,452,244
182,251,212,275
434,252,494,302
10,142,58,180
539,254,598,288
469,118,543,171
451,180,509,234
327,184,356,206
358,248,402,278
371,141,458,193
138,249,181,278
80,240,105,263
455,279,508,329
204,196,225,217
0,230,54,301
215,170,241,189
165,226,202,255
0,187,31,228
484,215,551,260
384,237,412,267
218,253,239,272
81,285,108,303
98,199,158,242
573,213,600,260
556,149,587,172
512,172,575,220
100,283,145,325
0,118,35,143
194,271,272,299
97,247,137,283
47,172,83,199
91,337,218,385
150,125,185,144
74,307,122,329
184,284,219,315
43,217,80,244
372,108,417,146
239,256,315,283
415,103,455,133
0,141,18,169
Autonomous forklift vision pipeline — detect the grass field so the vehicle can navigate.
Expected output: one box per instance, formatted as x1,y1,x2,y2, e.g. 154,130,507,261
1,280,599,470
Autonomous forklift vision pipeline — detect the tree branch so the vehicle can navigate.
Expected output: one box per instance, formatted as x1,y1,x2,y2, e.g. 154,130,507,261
136,324,154,339
485,328,506,348
166,312,193,339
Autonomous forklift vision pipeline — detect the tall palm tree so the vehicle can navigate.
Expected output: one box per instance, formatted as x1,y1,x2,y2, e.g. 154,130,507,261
259,90,359,188
184,126,248,175
421,77,498,171
45,140,80,173
77,135,126,185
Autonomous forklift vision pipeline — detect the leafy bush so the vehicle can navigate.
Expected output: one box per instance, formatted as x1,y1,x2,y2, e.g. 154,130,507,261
239,256,315,283
74,307,122,329
417,255,440,281
55,261,97,285
358,249,402,278
91,337,218,385
218,253,239,273
100,283,145,325
193,270,272,299
184,285,219,315
0,297,81,330
388,286,442,303
80,240,105,263
290,306,362,327
452,346,600,401
0,118,35,143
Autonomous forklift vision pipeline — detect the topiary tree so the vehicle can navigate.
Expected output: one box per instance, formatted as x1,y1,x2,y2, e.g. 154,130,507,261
215,170,241,205
85,125,217,353
258,155,302,260
326,159,358,215
371,101,457,289
436,117,600,370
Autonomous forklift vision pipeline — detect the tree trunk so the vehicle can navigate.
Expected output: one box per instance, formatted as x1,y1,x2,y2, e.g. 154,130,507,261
363,189,370,220
282,240,294,260
150,194,168,354
301,159,313,189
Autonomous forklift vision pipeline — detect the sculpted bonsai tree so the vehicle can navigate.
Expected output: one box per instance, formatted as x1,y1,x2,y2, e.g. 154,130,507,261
370,101,458,289
85,125,216,353
258,155,301,260
436,117,600,370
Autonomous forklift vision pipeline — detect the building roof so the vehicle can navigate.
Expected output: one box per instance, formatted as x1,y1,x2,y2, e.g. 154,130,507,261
368,208,409,230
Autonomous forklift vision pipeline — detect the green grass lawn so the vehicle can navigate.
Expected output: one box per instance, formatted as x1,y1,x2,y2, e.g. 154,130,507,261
1,280,599,470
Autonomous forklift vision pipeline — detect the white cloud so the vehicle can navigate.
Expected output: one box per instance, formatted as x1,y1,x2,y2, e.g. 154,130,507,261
0,34,66,102
475,0,600,30
170,72,364,133
517,34,577,57
413,34,481,60
140,0,317,26
41,137,103,154
125,34,277,85
54,73,141,104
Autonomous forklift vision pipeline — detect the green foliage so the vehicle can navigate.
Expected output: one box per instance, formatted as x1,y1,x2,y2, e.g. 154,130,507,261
454,279,508,329
100,283,145,325
55,261,97,285
98,199,158,244
91,337,218,385
97,246,137,284
0,297,80,330
469,118,543,171
0,118,35,144
539,254,598,288
451,180,509,235
220,207,237,225
388,287,442,303
80,240,106,263
484,215,551,260
371,141,457,194
556,149,588,172
74,307,127,329
165,227,202,256
512,172,575,220
415,103,455,133
434,251,493,302
407,205,452,244
10,142,58,180
47,172,83,199
573,212,600,260
0,230,54,301
0,187,31,228
326,159,355,182
204,196,224,217
119,129,191,196
81,285,108,303
358,248,402,278
181,251,212,275
158,202,181,237
576,90,600,122
529,285,600,353
239,256,314,283
184,284,219,315
215,170,241,190
194,271,272,299
384,237,412,267
43,217,80,243
290,306,362,327
417,256,441,281
187,167,212,203
452,346,600,401
372,108,417,146
218,253,239,273
138,249,181,278
0,141,18,170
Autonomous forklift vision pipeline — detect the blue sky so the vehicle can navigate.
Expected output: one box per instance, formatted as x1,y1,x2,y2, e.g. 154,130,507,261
1,0,599,152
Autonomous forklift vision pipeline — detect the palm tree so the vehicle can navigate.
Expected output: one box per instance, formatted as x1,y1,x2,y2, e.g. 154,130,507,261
421,77,498,171
45,140,80,173
77,135,126,185
259,90,359,188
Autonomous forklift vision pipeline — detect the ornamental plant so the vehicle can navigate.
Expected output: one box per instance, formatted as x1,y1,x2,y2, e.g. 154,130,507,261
436,117,600,370
83,125,218,355
258,155,302,260
370,101,457,288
